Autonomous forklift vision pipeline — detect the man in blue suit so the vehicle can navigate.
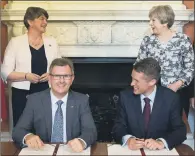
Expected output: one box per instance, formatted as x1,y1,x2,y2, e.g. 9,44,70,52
113,58,186,150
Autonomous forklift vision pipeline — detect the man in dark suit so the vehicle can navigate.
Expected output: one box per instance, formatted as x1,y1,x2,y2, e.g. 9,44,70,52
12,58,97,152
113,58,186,150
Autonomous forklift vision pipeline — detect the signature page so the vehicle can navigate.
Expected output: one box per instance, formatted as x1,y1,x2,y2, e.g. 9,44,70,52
107,144,142,155
19,144,55,155
56,144,90,155
144,148,179,155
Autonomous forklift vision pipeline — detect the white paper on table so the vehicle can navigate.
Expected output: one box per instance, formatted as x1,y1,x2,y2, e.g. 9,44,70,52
56,144,90,155
144,148,179,155
19,144,56,155
107,144,142,155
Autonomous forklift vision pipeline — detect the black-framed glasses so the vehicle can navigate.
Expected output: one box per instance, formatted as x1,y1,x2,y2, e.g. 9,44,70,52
50,74,74,80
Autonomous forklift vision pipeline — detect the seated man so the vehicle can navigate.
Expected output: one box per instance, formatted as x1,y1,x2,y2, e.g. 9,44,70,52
12,58,97,152
113,58,186,150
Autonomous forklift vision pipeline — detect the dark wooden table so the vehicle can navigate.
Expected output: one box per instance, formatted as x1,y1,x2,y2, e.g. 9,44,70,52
1,142,194,155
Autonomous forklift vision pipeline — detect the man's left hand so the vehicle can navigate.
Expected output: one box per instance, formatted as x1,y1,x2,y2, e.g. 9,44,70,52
67,138,85,152
144,139,165,150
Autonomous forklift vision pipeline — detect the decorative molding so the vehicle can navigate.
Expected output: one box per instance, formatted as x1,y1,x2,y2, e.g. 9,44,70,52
45,22,77,45
2,9,193,21
112,22,149,45
4,1,184,10
74,21,115,44
1,1,193,56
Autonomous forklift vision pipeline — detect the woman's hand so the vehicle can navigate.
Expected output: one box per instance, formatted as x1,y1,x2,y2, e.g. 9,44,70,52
26,73,40,84
39,73,49,82
190,97,195,109
167,80,183,92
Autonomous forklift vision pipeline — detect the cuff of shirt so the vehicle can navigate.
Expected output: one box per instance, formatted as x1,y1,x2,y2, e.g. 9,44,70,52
78,138,87,149
22,133,33,145
122,135,135,147
157,138,170,150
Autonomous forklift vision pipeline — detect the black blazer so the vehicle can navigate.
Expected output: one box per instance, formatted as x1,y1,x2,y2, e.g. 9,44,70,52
113,85,186,150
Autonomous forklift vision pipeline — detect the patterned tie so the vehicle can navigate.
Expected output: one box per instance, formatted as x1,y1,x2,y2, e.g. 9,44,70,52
143,97,151,135
51,100,64,143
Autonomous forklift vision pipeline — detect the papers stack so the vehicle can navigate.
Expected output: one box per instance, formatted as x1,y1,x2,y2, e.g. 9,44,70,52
19,144,55,155
107,144,142,155
144,148,179,155
57,144,90,155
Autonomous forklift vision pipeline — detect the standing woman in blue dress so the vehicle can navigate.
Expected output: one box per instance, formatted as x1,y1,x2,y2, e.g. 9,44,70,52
1,7,60,126
136,5,194,116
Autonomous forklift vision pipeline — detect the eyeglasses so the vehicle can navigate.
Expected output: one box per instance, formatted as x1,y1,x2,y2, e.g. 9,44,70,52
50,74,74,80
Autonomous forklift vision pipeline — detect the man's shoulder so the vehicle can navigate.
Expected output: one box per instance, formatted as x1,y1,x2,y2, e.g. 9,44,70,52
157,85,179,99
69,90,89,100
27,89,50,99
120,87,134,97
157,85,176,94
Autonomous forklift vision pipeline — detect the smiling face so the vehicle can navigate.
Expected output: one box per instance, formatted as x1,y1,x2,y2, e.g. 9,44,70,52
130,69,156,96
28,15,48,33
149,17,167,35
49,65,74,99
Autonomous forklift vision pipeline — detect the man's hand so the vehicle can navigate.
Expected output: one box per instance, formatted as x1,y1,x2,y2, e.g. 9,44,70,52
144,139,165,150
67,138,85,153
25,134,44,150
127,138,145,150
168,80,183,92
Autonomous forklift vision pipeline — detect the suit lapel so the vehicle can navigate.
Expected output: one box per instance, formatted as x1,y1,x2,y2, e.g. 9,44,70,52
133,95,145,137
66,91,75,141
147,86,163,136
42,89,53,141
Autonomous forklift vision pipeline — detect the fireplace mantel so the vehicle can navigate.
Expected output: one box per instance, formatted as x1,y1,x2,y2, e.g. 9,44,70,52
1,1,193,58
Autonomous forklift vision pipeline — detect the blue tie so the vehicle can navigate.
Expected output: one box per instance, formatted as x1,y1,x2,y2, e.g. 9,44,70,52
51,100,64,143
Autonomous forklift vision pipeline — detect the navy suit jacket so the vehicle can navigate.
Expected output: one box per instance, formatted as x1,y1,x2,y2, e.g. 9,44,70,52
12,89,97,148
113,85,186,150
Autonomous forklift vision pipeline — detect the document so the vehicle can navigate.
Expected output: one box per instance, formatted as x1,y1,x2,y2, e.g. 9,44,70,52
19,144,55,155
56,144,91,155
144,148,179,155
107,144,142,155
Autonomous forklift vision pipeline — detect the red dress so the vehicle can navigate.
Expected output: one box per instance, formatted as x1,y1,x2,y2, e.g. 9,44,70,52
1,78,7,121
